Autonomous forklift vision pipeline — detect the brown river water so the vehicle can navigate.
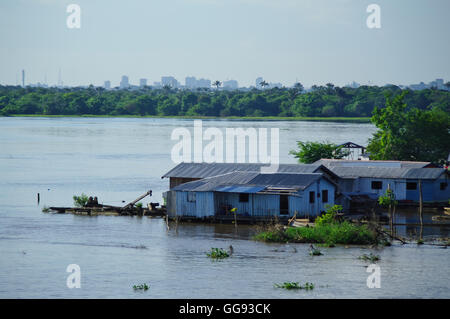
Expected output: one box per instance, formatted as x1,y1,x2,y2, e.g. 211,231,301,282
0,117,448,298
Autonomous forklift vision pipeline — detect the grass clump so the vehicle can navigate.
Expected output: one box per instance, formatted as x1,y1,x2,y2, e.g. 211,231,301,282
254,205,378,245
207,248,230,260
133,283,149,291
359,253,380,263
274,282,314,290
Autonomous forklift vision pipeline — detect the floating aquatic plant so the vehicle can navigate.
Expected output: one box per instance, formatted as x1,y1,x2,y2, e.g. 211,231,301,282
207,248,230,259
359,253,380,263
133,283,149,291
274,282,314,290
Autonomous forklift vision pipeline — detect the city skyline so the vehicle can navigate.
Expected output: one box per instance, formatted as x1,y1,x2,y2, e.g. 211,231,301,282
1,1,449,87
13,71,448,91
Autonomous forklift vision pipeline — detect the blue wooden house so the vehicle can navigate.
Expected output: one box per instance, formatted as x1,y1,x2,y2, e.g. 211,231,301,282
167,171,337,220
320,164,449,207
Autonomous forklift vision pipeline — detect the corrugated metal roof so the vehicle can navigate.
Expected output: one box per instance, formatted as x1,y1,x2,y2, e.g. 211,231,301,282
162,162,323,179
172,171,259,192
215,185,266,193
314,159,431,169
248,173,322,189
329,167,445,179
172,171,326,192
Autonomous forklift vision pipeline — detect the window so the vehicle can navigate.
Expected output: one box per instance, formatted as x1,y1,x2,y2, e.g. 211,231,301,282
406,182,417,190
309,191,315,203
239,193,249,203
441,182,448,190
187,192,196,202
371,181,382,190
280,195,289,215
322,190,328,203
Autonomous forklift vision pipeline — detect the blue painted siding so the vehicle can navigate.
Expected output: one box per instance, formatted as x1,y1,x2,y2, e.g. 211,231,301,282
351,177,449,202
175,191,214,217
175,177,337,218
252,194,280,217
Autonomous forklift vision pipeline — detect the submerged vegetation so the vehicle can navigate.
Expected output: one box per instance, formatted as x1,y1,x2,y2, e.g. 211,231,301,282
274,282,315,290
206,248,230,260
254,205,378,245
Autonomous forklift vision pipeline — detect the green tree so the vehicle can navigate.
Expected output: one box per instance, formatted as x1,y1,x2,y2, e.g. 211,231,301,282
289,141,350,164
367,92,450,163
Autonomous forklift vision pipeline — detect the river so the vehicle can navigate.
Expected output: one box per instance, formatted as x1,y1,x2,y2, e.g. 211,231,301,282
0,117,448,298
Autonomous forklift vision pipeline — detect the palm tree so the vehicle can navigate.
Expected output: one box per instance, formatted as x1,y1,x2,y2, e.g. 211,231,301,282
260,80,269,89
213,80,222,90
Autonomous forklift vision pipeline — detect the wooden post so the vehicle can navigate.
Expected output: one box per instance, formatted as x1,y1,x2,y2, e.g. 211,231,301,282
418,179,423,240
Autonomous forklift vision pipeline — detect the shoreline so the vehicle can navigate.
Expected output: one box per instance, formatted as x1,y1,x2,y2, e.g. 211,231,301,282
1,114,372,123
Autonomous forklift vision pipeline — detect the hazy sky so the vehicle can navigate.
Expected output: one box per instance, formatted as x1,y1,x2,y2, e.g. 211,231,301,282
1,0,449,87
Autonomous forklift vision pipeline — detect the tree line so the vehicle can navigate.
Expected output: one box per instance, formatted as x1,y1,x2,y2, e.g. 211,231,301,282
290,92,450,164
0,84,449,117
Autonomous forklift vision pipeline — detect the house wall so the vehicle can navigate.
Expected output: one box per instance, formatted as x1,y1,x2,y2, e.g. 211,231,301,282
174,177,337,219
213,178,336,218
352,176,449,202
433,176,450,201
175,191,214,217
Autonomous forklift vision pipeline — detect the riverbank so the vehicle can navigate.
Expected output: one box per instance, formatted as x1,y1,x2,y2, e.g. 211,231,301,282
1,114,372,123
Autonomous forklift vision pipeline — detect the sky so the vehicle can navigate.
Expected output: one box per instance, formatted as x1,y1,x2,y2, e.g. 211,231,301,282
0,0,449,88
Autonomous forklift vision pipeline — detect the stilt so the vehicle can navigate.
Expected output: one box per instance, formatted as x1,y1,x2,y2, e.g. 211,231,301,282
419,179,423,240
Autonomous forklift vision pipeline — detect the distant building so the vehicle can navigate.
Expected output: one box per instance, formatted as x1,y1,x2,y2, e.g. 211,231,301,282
185,76,211,89
185,76,197,88
197,78,211,89
268,82,282,89
104,81,111,90
22,70,25,87
139,78,147,87
120,76,129,89
223,80,239,90
345,81,360,89
255,77,263,89
409,78,447,91
161,76,179,88
153,81,162,89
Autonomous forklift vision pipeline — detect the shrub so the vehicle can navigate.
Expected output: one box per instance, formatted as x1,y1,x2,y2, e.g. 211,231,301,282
73,193,89,207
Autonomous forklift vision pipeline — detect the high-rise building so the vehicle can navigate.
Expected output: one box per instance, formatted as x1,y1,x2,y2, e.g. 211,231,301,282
22,70,25,87
139,78,147,87
197,78,211,89
104,81,111,90
255,77,263,89
185,76,197,88
223,80,238,90
161,76,179,88
120,75,129,89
